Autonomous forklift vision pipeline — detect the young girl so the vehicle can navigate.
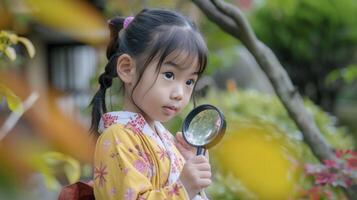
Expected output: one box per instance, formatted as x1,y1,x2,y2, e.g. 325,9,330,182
90,8,211,200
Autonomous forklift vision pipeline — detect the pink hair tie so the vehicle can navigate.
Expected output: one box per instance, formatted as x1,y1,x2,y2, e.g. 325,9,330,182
123,16,134,29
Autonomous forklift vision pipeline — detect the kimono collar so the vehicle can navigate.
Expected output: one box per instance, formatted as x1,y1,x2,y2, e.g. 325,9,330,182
98,111,147,134
98,111,169,140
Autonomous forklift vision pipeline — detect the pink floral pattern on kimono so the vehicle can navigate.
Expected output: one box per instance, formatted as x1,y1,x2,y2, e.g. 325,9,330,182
94,111,205,200
124,188,135,200
94,162,108,187
102,113,118,128
168,184,182,197
126,114,146,134
134,159,149,174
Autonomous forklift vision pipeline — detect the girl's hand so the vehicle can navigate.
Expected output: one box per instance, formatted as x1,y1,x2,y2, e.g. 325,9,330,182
179,155,211,199
175,132,209,161
175,132,196,160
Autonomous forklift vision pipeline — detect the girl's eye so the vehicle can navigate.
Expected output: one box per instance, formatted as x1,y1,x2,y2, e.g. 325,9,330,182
163,72,174,80
186,79,195,86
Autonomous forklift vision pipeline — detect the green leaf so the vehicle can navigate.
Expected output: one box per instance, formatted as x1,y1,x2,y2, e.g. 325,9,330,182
42,172,61,190
0,30,35,60
343,65,357,84
326,65,357,85
325,69,340,85
42,152,80,185
17,37,35,58
64,160,81,184
0,84,23,114
4,46,16,61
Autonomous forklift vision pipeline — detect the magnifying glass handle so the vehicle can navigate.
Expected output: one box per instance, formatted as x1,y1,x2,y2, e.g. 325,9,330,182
196,147,207,198
196,147,206,155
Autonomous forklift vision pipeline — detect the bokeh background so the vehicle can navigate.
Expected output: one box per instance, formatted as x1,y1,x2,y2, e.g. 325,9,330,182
0,0,356,199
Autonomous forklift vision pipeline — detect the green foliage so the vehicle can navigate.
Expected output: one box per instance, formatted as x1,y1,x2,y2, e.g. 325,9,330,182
0,30,35,61
327,64,357,85
41,152,81,190
166,89,355,199
0,30,36,113
206,172,256,200
249,0,357,110
0,84,23,114
251,0,357,65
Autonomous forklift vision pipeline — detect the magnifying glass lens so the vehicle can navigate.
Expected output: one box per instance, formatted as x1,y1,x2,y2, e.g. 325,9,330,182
185,109,221,146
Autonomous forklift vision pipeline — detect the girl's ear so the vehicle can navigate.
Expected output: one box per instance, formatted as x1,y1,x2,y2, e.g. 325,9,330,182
116,54,136,84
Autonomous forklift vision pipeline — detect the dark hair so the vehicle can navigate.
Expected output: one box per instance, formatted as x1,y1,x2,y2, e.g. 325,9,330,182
90,8,208,134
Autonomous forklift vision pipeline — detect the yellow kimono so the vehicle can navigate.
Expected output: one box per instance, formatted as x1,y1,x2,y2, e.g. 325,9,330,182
93,111,205,200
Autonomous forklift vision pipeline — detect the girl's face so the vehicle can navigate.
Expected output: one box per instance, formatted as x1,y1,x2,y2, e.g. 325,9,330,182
126,51,199,125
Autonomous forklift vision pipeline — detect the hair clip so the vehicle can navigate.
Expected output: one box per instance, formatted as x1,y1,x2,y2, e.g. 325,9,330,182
123,16,134,29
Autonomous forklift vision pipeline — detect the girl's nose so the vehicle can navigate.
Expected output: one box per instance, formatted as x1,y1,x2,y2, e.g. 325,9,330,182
170,85,184,101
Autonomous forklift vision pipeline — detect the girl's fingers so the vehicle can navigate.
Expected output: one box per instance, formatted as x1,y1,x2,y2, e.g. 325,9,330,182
175,132,186,145
175,132,193,149
198,178,212,188
175,142,185,152
176,140,196,160
196,162,211,171
197,171,211,179
192,155,208,163
176,140,189,152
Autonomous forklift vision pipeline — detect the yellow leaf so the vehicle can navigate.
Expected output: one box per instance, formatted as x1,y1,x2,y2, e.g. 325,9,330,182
4,46,16,60
18,37,35,58
42,172,61,190
64,158,81,184
212,122,301,199
25,0,107,45
7,32,18,44
0,43,5,51
43,152,81,184
0,84,23,113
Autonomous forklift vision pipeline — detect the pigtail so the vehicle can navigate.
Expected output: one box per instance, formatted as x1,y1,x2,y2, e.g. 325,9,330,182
107,16,126,59
90,16,126,135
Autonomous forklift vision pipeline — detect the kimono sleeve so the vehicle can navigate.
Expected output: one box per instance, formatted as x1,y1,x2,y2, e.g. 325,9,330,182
93,125,190,200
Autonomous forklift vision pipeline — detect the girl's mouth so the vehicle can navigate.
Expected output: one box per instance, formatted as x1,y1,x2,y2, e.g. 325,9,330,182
163,106,178,115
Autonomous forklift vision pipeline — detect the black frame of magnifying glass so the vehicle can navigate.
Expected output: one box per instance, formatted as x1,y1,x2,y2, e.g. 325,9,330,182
182,104,226,149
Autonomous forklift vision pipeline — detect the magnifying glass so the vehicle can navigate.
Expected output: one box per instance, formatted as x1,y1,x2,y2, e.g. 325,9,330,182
182,104,226,156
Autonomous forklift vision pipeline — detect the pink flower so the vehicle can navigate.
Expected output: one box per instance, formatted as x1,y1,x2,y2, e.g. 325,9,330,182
157,147,168,161
344,179,353,187
138,196,146,200
346,157,357,170
335,149,354,159
123,167,129,175
102,114,118,128
134,159,148,174
168,184,182,197
103,140,111,150
304,149,357,189
115,137,121,145
323,159,338,169
315,171,337,185
110,187,117,196
124,188,135,200
94,162,108,187
126,114,146,134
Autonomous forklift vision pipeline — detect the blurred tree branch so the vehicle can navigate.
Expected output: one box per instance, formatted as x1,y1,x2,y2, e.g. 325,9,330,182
0,92,39,140
191,0,357,198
